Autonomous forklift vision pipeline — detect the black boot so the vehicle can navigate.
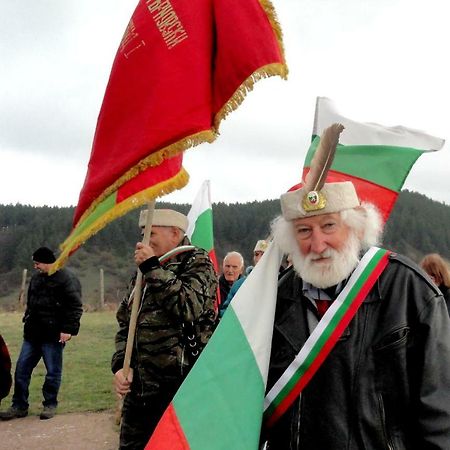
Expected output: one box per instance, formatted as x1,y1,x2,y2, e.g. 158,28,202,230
0,407,28,421
40,406,57,420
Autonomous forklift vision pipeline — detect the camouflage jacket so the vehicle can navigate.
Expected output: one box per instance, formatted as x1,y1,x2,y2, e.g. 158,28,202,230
111,237,218,399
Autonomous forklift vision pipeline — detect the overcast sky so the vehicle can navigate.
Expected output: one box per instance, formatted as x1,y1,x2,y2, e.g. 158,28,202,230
1,0,449,209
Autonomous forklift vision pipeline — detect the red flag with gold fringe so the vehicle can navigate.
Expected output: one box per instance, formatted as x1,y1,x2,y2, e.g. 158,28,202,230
51,0,287,271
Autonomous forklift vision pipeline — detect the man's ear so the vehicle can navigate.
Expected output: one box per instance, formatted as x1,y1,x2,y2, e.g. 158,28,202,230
171,226,183,243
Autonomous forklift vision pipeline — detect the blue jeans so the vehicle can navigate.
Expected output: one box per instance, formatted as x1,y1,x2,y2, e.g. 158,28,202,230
12,340,64,409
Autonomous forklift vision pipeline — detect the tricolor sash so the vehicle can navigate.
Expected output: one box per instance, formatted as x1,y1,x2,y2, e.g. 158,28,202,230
263,246,390,427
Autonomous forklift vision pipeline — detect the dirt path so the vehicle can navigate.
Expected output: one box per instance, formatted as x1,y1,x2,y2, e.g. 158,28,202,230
0,411,119,450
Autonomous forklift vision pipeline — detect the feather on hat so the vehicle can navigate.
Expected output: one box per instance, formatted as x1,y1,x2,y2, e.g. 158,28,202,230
280,123,360,220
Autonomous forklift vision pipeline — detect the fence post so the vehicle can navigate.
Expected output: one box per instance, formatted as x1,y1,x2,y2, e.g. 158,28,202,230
99,268,105,309
18,268,27,309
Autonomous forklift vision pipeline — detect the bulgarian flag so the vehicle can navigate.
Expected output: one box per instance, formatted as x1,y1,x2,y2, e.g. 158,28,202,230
186,180,221,308
146,241,284,450
144,97,445,449
52,0,287,271
299,97,445,222
186,180,219,274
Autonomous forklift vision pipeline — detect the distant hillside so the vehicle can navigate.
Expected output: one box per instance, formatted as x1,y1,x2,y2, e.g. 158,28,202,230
383,191,450,260
0,190,448,309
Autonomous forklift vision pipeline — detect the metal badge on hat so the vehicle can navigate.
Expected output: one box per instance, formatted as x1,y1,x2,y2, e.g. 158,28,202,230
302,190,326,212
301,123,344,212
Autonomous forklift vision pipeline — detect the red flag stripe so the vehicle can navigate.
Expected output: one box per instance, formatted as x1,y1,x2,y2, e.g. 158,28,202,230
145,404,190,450
298,168,398,223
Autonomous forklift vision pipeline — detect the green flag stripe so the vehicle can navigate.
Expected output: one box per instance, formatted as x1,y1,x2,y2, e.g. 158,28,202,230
305,137,423,192
190,209,214,251
63,193,117,248
173,308,264,449
269,249,385,411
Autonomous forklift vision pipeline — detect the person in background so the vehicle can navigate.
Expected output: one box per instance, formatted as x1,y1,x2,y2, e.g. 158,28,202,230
420,253,450,314
0,247,82,421
218,251,244,314
112,209,218,450
252,240,269,266
219,240,269,317
0,334,12,405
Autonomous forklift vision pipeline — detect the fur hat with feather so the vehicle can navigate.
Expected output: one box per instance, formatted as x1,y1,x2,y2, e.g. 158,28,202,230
280,123,360,220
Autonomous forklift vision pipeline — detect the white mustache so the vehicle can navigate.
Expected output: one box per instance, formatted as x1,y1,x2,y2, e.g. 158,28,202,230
309,249,333,261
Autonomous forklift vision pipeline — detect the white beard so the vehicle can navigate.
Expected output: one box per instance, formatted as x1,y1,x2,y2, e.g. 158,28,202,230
291,232,361,288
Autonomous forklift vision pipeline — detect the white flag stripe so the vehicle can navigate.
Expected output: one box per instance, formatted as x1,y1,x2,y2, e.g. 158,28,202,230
186,180,211,239
230,241,284,382
314,97,445,150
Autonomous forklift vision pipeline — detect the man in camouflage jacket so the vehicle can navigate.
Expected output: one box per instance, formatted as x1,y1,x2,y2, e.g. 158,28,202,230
112,209,218,450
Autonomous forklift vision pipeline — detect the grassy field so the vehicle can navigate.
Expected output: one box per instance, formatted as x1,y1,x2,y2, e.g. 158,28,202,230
0,311,119,415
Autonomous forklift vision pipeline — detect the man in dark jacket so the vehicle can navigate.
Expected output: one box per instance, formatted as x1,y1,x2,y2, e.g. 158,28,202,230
112,209,218,450
219,241,268,317
218,251,244,316
0,247,82,421
262,177,450,449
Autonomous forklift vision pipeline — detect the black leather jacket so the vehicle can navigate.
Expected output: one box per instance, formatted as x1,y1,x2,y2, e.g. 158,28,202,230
264,253,450,450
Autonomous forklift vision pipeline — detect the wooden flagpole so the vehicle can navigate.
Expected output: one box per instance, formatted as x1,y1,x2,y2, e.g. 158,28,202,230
122,200,156,378
115,200,156,426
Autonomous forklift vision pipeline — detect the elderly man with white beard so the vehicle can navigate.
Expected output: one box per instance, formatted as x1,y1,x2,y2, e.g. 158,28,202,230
262,127,450,450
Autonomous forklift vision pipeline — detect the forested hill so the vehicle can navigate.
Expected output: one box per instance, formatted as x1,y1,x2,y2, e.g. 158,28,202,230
0,190,449,308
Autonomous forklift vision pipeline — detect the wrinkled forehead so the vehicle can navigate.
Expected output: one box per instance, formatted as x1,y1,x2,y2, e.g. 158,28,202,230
292,212,342,227
224,255,242,266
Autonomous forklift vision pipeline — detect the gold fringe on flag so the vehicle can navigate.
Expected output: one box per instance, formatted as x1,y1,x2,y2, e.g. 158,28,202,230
50,169,189,274
213,0,288,130
259,0,287,64
214,63,288,131
75,130,215,229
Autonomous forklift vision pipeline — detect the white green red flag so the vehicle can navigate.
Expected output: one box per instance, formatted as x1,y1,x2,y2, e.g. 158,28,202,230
145,241,284,450
51,0,288,272
186,180,219,273
298,97,445,222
